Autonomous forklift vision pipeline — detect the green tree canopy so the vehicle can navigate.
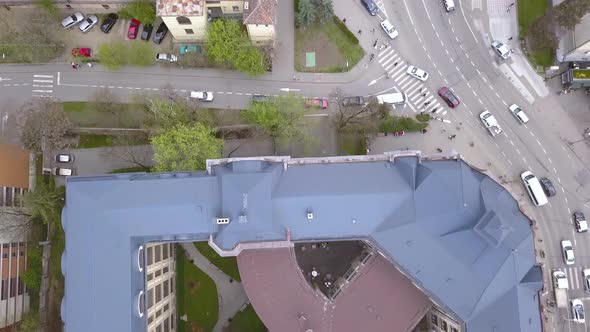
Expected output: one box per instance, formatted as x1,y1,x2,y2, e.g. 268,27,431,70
119,0,157,25
298,0,316,27
23,180,64,225
316,0,334,23
151,123,223,172
553,0,590,30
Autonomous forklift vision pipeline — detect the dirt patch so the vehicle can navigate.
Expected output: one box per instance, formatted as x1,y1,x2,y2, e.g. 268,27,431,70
189,279,201,295
295,29,345,72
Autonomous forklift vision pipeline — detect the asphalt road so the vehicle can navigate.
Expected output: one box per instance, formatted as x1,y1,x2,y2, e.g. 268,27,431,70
1,0,589,330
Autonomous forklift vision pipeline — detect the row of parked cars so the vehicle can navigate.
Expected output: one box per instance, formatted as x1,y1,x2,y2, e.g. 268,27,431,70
53,154,75,176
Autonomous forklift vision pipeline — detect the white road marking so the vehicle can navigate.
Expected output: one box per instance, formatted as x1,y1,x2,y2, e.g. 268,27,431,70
548,158,552,164
509,140,515,146
478,99,484,105
507,159,513,165
542,148,547,154
472,90,478,97
529,131,535,137
33,79,53,83
515,148,521,155
466,82,472,88
557,177,561,183
32,90,52,93
554,167,557,173
34,75,53,78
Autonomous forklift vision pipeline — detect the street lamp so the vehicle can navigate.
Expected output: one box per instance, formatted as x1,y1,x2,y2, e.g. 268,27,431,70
568,128,590,145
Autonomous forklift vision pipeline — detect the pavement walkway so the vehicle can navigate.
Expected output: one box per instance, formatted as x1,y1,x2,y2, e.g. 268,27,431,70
180,242,249,332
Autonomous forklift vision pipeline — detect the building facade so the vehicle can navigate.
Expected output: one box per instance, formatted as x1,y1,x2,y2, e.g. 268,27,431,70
145,243,176,332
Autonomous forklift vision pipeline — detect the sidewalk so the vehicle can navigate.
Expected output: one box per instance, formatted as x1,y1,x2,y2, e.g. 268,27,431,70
180,242,249,332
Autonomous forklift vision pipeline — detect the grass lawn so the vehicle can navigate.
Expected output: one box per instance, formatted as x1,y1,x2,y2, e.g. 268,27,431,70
176,246,219,332
380,115,428,132
336,133,367,155
226,305,267,332
78,134,114,148
529,48,554,68
517,0,548,37
194,242,241,282
63,101,147,128
110,166,150,173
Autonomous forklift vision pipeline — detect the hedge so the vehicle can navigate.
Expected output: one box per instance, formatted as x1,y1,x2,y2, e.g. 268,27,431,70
332,16,359,45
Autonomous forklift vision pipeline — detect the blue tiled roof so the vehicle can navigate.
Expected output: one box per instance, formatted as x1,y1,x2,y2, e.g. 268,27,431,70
61,153,542,332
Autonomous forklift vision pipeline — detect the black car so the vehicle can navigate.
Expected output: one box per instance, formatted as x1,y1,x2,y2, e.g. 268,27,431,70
152,23,169,45
141,24,153,41
341,96,365,106
100,13,118,33
361,0,379,15
540,177,557,197
252,95,269,102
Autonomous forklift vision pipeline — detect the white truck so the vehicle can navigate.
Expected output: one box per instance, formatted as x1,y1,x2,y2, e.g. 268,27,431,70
479,110,503,137
553,270,569,308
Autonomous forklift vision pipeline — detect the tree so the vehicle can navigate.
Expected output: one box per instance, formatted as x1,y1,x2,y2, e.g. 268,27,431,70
127,42,156,66
23,181,64,226
315,0,334,23
528,14,558,51
234,46,267,76
151,123,223,172
17,310,40,332
101,133,153,171
119,0,157,25
242,95,306,153
331,89,384,133
298,0,316,28
553,0,590,30
21,245,42,291
88,89,120,115
19,98,72,152
98,41,127,70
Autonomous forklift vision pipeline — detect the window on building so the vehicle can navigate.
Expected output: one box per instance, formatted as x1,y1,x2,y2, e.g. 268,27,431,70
431,314,438,326
163,279,169,297
17,277,23,295
2,253,7,259
2,244,7,248
5,187,13,207
1,280,7,300
102,4,109,9
441,320,448,331
156,308,162,318
163,244,168,260
148,273,153,281
155,245,161,263
148,289,154,308
185,29,194,34
171,313,175,329
19,251,24,257
156,284,162,303
9,277,16,298
171,276,175,293
13,188,22,207
164,317,170,332
147,246,153,265
156,324,162,332
163,303,169,312
176,16,192,25
155,270,161,278
148,315,154,324
163,266,169,274
232,5,239,11
0,187,5,206
450,328,458,332
11,252,15,257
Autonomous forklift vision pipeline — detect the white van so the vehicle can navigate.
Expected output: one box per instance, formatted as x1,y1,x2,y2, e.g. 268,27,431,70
377,92,407,105
443,0,455,11
521,171,548,206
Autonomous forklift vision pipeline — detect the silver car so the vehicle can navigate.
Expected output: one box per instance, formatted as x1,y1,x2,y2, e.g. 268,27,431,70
61,12,85,29
79,15,99,33
406,65,429,81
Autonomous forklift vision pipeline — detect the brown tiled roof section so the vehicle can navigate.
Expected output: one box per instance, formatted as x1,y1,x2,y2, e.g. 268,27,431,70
237,247,432,332
243,0,276,25
0,144,29,189
156,0,204,16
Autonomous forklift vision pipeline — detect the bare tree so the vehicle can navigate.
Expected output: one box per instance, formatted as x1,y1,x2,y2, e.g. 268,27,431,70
101,132,153,171
19,98,72,152
87,89,120,115
0,208,33,242
330,88,384,133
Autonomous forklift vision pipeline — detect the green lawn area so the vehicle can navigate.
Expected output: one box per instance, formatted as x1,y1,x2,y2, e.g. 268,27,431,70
517,0,548,37
78,134,114,148
380,115,428,133
336,133,367,155
529,48,554,68
176,246,219,332
194,242,241,282
110,166,150,173
226,305,267,332
63,101,147,128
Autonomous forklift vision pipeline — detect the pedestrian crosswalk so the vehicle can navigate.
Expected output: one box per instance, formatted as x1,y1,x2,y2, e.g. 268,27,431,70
561,267,588,290
377,48,446,117
32,74,54,98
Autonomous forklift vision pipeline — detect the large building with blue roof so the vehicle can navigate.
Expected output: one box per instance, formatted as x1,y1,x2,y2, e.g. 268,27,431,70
60,150,543,332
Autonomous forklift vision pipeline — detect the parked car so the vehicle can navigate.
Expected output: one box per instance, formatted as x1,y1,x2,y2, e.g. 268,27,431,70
438,87,460,108
79,15,99,33
583,269,590,292
141,24,153,41
406,65,429,81
562,240,575,265
305,98,329,109
341,96,365,106
252,94,270,102
100,13,118,33
491,41,511,59
571,299,585,324
55,154,74,163
127,18,140,39
61,12,84,29
508,104,529,124
155,53,178,62
71,48,92,58
53,167,75,176
153,23,169,44
380,19,398,39
190,91,214,102
540,177,556,197
574,211,588,232
361,0,379,15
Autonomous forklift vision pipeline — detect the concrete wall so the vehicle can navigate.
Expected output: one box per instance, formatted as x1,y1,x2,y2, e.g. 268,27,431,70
246,24,274,44
161,15,207,41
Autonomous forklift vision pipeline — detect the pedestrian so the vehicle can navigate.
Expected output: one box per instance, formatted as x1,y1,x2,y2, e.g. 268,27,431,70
422,93,427,97
424,102,428,106
508,36,513,41
71,62,77,69
373,40,378,47
394,61,398,66
343,18,347,23
418,88,423,93
431,107,437,113
358,29,362,34
371,28,375,33
437,148,443,153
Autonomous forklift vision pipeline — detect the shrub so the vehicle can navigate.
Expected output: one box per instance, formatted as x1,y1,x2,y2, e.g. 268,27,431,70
332,16,359,45
416,113,431,122
22,245,42,291
380,115,428,132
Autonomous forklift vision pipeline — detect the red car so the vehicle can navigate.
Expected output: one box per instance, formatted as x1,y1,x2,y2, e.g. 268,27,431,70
127,18,140,39
305,98,329,109
437,87,460,108
71,48,92,57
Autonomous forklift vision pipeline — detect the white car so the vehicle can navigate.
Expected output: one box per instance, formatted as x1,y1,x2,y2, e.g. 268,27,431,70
406,65,429,81
491,41,511,59
380,19,399,39
190,91,214,102
53,167,75,176
508,104,529,124
572,299,585,324
79,15,98,33
155,53,178,63
583,269,590,292
55,154,74,163
574,212,588,233
562,240,575,265
61,12,85,29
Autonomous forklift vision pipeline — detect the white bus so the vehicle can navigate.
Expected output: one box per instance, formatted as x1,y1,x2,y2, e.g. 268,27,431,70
521,171,548,206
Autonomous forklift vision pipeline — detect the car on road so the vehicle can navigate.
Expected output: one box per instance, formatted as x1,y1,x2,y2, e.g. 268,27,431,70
361,0,379,15
100,13,118,33
55,154,74,163
571,299,585,324
190,91,214,102
341,96,365,106
539,177,556,197
305,98,329,109
252,94,270,102
79,14,99,33
574,211,588,232
141,24,153,41
61,12,84,29
438,87,460,108
508,104,529,124
491,41,511,59
380,19,399,39
127,18,140,39
72,48,92,58
53,167,75,176
479,110,503,137
406,65,429,81
521,171,548,206
376,92,407,105
583,269,590,292
562,240,575,265
155,53,178,62
443,0,455,11
153,23,169,44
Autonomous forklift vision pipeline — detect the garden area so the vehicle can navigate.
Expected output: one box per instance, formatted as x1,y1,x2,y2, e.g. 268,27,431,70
517,0,553,68
224,304,267,332
194,242,241,282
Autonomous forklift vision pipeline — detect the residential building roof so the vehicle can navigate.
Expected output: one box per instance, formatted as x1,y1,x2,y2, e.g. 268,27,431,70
60,152,542,332
156,0,204,17
0,144,29,189
243,0,276,25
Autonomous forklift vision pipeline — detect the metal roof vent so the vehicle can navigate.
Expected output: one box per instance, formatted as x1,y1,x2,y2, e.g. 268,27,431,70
244,1,249,10
216,217,230,225
307,209,314,220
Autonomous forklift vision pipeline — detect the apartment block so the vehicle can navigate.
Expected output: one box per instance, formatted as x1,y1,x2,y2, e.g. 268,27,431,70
145,243,176,332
